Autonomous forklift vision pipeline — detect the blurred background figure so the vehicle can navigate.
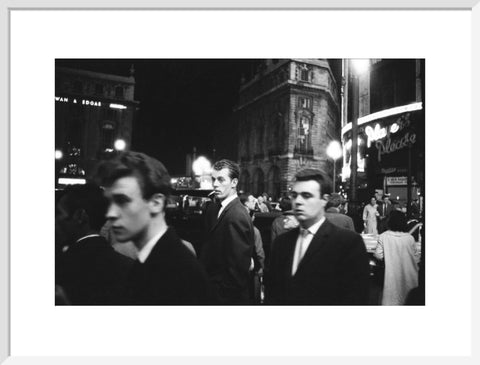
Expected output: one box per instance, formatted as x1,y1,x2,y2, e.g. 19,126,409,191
245,194,257,213
256,195,270,213
270,197,299,245
55,183,134,305
261,192,273,212
324,193,355,231
377,194,394,233
374,210,421,305
363,197,379,234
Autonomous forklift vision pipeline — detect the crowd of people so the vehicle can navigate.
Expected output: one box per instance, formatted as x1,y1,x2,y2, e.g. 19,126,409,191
55,150,423,306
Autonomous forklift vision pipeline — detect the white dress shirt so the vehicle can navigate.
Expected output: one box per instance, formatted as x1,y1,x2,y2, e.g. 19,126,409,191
137,226,168,263
218,193,238,218
291,217,325,275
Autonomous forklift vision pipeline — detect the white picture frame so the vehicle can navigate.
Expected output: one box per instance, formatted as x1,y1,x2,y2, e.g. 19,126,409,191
2,0,479,363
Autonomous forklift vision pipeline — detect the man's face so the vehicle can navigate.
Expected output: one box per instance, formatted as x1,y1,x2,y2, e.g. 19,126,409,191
384,197,390,204
212,168,237,201
103,176,152,245
291,180,325,228
257,196,264,204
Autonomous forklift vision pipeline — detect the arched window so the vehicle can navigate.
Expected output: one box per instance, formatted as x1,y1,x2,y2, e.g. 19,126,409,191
267,166,281,200
253,168,265,196
239,169,251,194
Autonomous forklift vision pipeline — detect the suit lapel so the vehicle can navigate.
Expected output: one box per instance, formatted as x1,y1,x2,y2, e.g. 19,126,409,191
209,197,238,232
295,220,333,274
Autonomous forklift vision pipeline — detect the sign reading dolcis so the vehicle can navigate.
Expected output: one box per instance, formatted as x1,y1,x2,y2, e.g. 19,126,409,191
55,96,102,107
375,131,417,162
386,176,407,186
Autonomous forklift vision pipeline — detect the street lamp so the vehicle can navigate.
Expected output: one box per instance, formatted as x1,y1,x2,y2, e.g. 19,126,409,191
192,156,213,189
114,139,126,151
327,140,343,193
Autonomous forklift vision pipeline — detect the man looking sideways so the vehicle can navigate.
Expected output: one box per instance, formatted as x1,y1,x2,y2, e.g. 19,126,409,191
200,159,254,304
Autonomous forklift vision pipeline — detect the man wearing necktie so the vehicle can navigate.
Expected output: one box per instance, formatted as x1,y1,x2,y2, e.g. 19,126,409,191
200,159,254,304
265,168,370,305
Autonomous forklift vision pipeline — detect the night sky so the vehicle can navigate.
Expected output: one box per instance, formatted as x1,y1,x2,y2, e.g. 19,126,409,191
55,59,260,175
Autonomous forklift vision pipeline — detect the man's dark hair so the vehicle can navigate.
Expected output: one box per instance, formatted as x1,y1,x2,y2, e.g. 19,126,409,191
279,197,292,212
212,159,240,181
294,168,332,197
61,183,108,231
326,193,342,209
95,151,171,199
387,210,408,232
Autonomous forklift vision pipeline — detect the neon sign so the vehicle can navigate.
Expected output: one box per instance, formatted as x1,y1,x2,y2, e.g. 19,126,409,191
55,96,102,107
365,124,387,147
375,132,417,162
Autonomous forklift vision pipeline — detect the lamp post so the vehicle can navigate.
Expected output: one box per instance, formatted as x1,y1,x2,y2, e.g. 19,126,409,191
326,140,342,193
349,59,370,211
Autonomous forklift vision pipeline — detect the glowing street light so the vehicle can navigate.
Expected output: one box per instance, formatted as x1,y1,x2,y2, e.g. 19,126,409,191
114,139,126,151
192,156,213,189
326,140,343,193
351,59,370,75
192,156,212,176
55,149,63,160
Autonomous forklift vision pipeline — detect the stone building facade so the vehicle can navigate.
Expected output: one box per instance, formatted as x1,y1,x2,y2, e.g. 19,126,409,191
234,59,340,199
55,67,138,185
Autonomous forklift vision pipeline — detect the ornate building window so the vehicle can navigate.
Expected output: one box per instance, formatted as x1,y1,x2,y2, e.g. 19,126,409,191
297,64,311,82
298,96,312,109
295,114,312,154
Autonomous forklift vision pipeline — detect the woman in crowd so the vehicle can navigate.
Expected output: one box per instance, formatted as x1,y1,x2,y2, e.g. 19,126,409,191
363,197,379,234
374,210,421,305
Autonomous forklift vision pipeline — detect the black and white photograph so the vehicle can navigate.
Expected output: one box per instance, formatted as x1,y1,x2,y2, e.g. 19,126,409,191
54,58,425,306
4,4,476,361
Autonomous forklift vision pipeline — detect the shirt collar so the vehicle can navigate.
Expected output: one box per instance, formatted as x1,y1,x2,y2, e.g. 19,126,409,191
137,226,168,263
220,193,237,208
302,216,326,235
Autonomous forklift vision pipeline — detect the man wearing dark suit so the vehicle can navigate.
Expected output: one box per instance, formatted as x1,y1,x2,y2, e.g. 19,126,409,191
55,183,133,305
377,194,394,233
265,169,370,305
200,159,254,304
98,151,214,305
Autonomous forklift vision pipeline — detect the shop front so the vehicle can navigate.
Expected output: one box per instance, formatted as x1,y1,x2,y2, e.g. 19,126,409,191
341,102,425,218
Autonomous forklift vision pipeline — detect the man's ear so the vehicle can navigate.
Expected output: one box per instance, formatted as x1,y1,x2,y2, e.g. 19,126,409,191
150,193,165,214
231,177,238,189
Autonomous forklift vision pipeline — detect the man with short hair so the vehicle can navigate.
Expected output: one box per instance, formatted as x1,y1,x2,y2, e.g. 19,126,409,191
200,159,254,304
55,183,133,305
265,169,370,305
325,193,355,231
98,151,214,305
